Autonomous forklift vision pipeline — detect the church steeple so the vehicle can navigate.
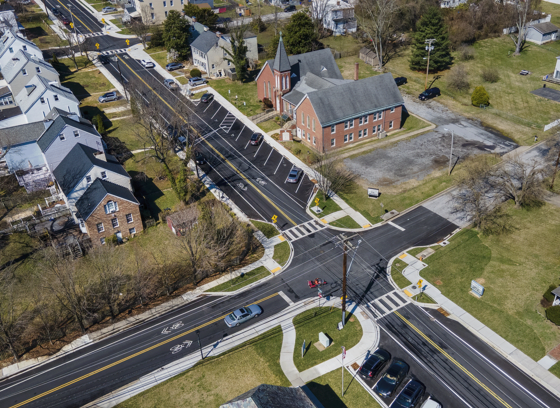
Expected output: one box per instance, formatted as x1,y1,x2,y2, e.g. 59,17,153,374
272,32,290,73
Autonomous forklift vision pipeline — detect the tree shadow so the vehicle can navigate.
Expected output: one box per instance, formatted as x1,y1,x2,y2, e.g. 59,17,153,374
128,170,165,221
24,26,48,41
305,382,348,408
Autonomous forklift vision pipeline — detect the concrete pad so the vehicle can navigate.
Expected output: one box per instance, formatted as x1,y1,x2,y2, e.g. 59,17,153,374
262,258,282,272
399,254,417,265
538,355,558,370
459,313,486,332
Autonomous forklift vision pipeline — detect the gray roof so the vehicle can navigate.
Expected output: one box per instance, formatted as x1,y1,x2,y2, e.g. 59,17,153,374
283,72,352,106
0,30,40,59
530,22,559,34
272,34,290,72
190,30,218,54
16,75,78,114
0,85,10,97
75,178,138,220
0,121,47,146
0,105,21,121
2,50,58,84
552,286,560,298
37,114,100,152
53,144,129,196
307,73,404,126
189,22,209,42
220,384,316,408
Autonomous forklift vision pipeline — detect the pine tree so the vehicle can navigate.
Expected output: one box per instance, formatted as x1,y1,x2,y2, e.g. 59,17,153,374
163,10,191,60
409,7,452,72
471,86,490,107
284,12,317,55
222,25,249,83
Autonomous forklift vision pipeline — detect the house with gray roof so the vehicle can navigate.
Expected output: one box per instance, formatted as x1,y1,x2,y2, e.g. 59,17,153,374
525,22,559,45
0,30,42,69
0,4,20,34
2,50,60,97
220,384,321,408
0,121,48,173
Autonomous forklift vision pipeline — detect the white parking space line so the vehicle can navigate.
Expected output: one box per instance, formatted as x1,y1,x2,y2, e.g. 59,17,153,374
388,221,405,231
244,138,251,150
263,148,274,166
254,141,264,157
274,157,284,174
203,100,214,113
235,125,245,141
284,164,295,184
295,174,305,193
210,105,222,119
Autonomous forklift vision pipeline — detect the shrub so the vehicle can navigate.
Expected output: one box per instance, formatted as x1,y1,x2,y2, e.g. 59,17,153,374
546,305,560,326
471,85,490,107
447,65,470,92
148,26,164,48
292,146,302,155
262,98,273,109
93,115,106,135
457,45,475,61
190,68,201,78
544,284,558,303
481,67,499,83
251,17,266,33
51,53,59,65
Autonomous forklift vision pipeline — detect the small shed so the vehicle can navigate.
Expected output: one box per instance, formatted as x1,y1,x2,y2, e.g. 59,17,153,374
525,22,559,45
552,286,560,306
359,47,379,67
166,205,199,236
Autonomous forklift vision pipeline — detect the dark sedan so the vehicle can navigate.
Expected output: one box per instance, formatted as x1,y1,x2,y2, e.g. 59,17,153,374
60,16,70,25
418,87,440,101
200,93,214,103
358,348,390,379
390,380,425,408
374,359,409,398
98,55,110,64
250,133,263,146
395,77,407,86
284,5,296,12
166,62,184,71
51,7,60,16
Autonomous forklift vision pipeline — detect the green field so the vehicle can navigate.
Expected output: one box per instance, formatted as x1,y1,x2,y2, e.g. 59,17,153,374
330,215,361,229
209,78,262,117
206,266,270,292
308,370,382,408
250,219,279,238
272,241,290,265
309,197,342,217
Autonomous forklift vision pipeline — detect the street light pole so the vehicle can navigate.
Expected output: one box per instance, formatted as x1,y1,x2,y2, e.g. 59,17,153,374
445,127,454,175
67,5,81,56
195,329,204,360
424,39,436,90
113,56,129,101
341,240,347,329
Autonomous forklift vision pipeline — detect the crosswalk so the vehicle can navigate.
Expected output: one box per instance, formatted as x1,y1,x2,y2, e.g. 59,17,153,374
220,112,236,133
99,48,128,55
369,290,410,318
282,220,326,242
83,32,104,38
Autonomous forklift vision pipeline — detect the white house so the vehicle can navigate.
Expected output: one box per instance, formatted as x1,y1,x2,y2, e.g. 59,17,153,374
0,121,47,173
2,50,60,97
554,56,560,80
312,0,357,36
440,0,467,8
0,4,19,34
525,22,559,45
14,75,80,123
0,30,42,69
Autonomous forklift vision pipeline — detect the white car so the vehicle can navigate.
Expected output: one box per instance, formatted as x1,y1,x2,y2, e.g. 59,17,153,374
140,59,155,68
420,397,442,408
102,6,117,12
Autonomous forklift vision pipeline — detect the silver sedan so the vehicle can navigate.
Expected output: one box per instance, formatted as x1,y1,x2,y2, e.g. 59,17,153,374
224,304,262,327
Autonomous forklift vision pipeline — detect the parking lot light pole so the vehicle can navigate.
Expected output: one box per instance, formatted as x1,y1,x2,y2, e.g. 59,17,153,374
445,127,454,175
195,329,204,360
424,39,436,90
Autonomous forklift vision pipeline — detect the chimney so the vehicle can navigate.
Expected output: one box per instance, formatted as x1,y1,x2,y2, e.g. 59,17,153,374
354,62,359,81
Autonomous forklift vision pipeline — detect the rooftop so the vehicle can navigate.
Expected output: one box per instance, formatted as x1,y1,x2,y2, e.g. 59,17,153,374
0,121,46,146
75,178,138,220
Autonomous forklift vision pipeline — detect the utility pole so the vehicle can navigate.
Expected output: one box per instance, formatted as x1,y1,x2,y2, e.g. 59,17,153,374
445,127,454,175
332,234,361,330
424,39,436,90
112,56,129,101
342,240,347,328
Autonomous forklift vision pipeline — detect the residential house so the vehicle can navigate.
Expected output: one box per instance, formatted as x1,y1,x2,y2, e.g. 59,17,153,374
190,30,257,77
440,0,467,8
2,50,60,97
525,22,559,45
0,121,49,173
188,21,209,43
14,75,80,122
220,384,319,408
554,56,560,79
313,0,357,35
0,85,23,129
126,0,214,24
75,178,143,245
256,36,404,152
0,30,42,69
0,4,20,34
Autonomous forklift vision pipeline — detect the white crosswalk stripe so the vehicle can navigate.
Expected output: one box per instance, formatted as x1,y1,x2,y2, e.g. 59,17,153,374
100,49,127,55
84,32,104,38
220,112,236,133
369,290,410,319
282,220,326,242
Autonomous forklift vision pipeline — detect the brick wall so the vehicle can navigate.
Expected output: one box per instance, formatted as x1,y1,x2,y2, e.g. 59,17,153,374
84,194,143,246
257,66,274,104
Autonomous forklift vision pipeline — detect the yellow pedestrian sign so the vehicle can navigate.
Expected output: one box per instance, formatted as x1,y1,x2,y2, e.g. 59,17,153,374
69,22,73,28
101,18,106,25
271,215,278,224
314,197,319,206
95,43,100,49
125,39,130,46
417,279,423,287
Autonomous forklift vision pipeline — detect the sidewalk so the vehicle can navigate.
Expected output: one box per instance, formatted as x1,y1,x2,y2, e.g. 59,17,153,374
389,248,560,399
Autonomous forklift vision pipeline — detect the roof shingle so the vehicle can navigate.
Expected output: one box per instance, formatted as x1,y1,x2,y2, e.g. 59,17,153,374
75,178,138,220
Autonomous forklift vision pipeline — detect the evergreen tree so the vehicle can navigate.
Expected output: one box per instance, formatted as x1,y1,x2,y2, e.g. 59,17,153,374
284,12,317,55
409,7,452,72
222,25,249,82
163,10,191,60
184,4,218,30
267,35,280,59
471,85,490,107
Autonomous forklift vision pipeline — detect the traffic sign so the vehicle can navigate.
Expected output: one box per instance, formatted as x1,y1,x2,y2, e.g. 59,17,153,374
125,39,129,46
314,197,319,206
417,279,423,287
271,215,278,224
101,18,106,24
69,22,73,28
95,43,100,49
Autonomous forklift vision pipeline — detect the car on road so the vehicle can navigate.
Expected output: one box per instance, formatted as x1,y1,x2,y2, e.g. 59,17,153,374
420,397,442,408
60,16,70,25
51,7,60,16
418,87,440,101
358,348,390,379
165,62,184,71
286,167,303,184
224,304,262,327
200,93,214,103
188,77,207,87
140,59,155,68
390,379,425,408
195,151,206,165
395,77,407,86
374,359,409,398
284,5,296,12
98,91,118,103
250,133,263,146
164,78,179,90
102,6,117,12
98,55,110,64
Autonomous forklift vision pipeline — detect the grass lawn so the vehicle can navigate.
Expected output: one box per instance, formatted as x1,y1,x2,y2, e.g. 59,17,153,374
307,370,383,408
257,20,288,51
251,219,279,238
550,362,560,379
336,56,379,80
273,241,290,266
294,307,363,372
56,58,112,98
106,118,144,151
413,293,436,304
283,139,317,165
116,327,289,408
321,35,363,56
420,204,560,361
208,78,263,117
109,18,133,35
206,266,270,293
258,118,281,133
20,13,68,49
330,215,361,229
309,196,342,217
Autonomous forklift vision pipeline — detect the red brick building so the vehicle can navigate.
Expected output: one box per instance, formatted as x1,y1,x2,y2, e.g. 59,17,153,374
256,35,404,152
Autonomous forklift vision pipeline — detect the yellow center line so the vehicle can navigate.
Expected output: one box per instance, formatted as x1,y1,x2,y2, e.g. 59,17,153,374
56,0,94,33
116,55,297,226
393,311,512,408
10,293,279,408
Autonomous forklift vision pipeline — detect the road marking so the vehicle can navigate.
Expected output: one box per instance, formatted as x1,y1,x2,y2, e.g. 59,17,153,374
204,100,215,113
115,55,297,226
284,164,294,184
235,125,245,141
274,157,283,174
55,0,93,33
9,292,280,408
263,147,274,166
393,311,513,408
210,106,221,119
388,221,405,231
253,141,264,157
295,174,304,193
278,291,294,306
244,137,251,150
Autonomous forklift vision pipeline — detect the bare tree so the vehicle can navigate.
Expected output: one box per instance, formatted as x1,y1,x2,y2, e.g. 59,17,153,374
130,242,157,307
492,155,546,208
130,19,150,48
356,0,399,69
546,131,560,190
310,0,332,38
311,152,357,201
510,0,540,55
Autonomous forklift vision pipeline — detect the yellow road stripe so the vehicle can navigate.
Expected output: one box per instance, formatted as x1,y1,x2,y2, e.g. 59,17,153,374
56,0,94,33
10,293,279,408
116,55,297,226
393,311,512,408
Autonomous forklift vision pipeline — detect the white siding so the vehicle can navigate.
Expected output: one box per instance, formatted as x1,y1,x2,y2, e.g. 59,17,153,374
43,125,103,172
66,167,131,209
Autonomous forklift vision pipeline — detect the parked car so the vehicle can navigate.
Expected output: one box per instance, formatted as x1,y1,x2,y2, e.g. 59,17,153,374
60,16,70,25
418,87,440,101
165,62,184,71
395,77,407,86
250,133,263,146
140,59,155,68
166,125,179,139
98,91,118,103
286,168,303,184
420,397,442,408
519,70,531,76
195,151,206,165
284,5,296,12
200,93,214,103
102,6,117,12
374,359,409,398
390,380,425,408
358,348,390,379
224,305,262,327
98,55,110,64
216,17,232,24
51,7,60,16
164,78,179,90
188,77,207,87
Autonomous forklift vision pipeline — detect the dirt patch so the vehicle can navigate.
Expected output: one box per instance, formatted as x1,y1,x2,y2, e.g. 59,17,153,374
549,343,560,360
475,278,486,285
435,280,443,286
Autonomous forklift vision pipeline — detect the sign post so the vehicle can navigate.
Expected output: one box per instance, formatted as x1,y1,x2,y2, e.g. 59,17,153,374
367,188,379,199
301,340,305,358
126,39,130,46
341,346,346,397
471,280,485,297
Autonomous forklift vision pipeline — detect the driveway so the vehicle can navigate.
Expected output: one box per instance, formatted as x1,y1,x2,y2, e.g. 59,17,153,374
344,95,518,188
